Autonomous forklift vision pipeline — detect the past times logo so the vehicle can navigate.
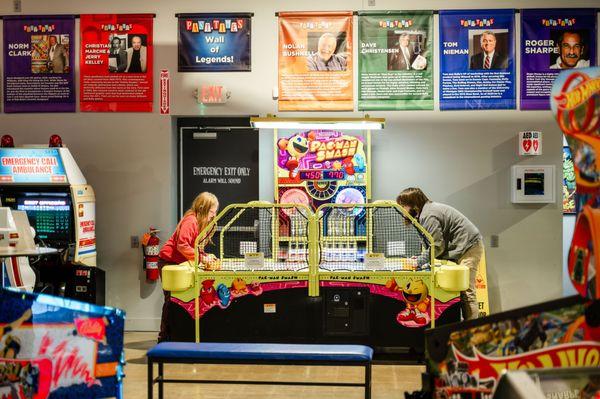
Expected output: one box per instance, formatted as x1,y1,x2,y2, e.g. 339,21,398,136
22,25,56,33
542,18,576,27
378,19,413,28
460,18,495,27
185,19,245,33
100,24,133,32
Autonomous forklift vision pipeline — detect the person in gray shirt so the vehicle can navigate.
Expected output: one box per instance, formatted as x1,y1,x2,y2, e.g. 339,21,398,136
306,32,347,71
397,187,484,320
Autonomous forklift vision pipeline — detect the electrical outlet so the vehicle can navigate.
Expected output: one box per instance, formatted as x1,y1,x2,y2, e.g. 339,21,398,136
13,0,21,12
131,235,140,248
368,0,376,6
490,235,499,248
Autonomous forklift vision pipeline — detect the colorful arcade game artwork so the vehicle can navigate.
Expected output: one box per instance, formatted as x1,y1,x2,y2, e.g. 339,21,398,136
0,287,125,399
276,130,369,210
427,297,599,398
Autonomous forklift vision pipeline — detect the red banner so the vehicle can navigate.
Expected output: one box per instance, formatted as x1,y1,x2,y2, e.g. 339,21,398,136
80,14,153,112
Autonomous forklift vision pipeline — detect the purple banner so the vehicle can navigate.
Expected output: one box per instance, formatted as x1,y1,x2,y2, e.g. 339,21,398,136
521,9,597,110
3,15,76,113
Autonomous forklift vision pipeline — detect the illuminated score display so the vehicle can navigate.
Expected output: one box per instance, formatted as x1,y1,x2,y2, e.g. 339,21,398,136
299,170,345,181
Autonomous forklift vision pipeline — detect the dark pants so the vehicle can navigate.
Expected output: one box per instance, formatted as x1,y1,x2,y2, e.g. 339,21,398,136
158,259,170,343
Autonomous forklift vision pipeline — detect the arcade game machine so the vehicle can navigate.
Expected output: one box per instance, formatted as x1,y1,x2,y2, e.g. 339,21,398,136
420,67,600,399
162,201,316,343
161,117,468,357
269,117,466,355
0,135,103,304
162,200,469,354
316,201,466,356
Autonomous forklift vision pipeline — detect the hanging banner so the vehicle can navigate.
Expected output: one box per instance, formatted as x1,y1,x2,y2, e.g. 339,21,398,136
439,9,515,110
521,9,597,110
0,287,125,398
358,11,433,110
80,14,153,112
3,15,75,113
278,11,353,111
177,13,252,72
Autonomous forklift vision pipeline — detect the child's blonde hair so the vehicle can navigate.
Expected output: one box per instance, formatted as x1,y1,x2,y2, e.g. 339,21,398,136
184,192,219,245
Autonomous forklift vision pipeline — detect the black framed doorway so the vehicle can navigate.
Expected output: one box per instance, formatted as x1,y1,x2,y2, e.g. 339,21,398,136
177,116,259,218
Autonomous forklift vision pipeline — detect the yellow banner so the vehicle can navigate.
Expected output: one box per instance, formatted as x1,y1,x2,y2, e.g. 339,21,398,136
476,248,491,317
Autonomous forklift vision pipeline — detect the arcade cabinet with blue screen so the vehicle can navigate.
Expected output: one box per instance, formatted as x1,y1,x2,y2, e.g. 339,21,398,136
0,134,104,304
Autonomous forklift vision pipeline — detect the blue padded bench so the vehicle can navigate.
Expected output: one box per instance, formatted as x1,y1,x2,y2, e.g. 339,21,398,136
147,342,373,399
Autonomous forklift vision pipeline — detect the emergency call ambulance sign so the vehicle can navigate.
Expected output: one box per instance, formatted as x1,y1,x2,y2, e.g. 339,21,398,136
519,131,542,156
0,148,66,183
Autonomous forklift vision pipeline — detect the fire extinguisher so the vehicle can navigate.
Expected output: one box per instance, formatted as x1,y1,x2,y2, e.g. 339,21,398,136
142,227,161,281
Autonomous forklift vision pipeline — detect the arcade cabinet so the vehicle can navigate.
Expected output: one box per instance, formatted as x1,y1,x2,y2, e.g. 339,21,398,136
418,67,600,399
161,201,468,358
0,134,104,304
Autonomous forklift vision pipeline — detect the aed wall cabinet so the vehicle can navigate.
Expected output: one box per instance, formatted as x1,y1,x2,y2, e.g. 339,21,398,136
511,165,555,204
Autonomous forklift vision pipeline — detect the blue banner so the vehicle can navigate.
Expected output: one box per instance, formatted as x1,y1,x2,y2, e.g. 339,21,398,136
439,9,516,110
0,148,66,183
178,13,251,72
0,288,125,398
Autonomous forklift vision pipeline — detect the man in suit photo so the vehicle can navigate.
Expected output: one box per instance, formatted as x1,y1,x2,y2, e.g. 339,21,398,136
47,35,69,73
469,31,508,70
108,37,127,73
388,33,417,71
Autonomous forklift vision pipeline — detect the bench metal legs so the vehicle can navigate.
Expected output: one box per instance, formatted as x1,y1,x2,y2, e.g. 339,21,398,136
147,360,164,399
147,359,372,399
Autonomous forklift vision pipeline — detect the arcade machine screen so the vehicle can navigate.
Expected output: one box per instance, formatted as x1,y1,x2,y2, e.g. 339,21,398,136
2,191,73,246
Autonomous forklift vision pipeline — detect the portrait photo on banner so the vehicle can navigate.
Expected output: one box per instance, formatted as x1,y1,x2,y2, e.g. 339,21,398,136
123,33,148,73
31,34,70,74
468,29,509,70
549,29,590,70
306,31,348,71
386,29,428,71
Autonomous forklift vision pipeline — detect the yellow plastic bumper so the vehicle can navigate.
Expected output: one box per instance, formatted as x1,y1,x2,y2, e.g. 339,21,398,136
161,262,195,292
435,264,469,291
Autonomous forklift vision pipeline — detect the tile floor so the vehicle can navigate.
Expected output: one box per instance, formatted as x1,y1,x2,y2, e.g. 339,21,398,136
123,332,425,399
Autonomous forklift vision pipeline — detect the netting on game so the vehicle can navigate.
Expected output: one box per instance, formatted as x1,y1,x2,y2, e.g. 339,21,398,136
200,204,311,272
317,203,432,271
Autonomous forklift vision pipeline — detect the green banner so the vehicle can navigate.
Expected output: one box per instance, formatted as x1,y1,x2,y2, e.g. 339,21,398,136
358,11,433,110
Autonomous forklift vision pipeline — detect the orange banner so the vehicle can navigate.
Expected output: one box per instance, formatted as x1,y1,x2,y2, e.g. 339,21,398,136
278,11,353,111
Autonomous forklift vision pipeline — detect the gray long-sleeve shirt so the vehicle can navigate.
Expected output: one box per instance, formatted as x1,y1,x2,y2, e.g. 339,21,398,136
416,201,482,266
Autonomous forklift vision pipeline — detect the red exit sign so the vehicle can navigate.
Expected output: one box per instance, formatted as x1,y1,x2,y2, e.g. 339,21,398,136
199,85,230,104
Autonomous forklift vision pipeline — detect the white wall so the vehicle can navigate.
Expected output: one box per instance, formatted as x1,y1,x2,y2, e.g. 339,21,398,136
1,0,597,330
